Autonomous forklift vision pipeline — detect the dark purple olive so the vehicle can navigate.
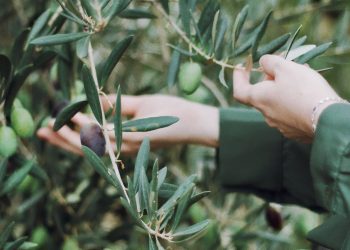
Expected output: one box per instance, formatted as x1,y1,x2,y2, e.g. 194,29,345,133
80,123,106,157
265,204,283,231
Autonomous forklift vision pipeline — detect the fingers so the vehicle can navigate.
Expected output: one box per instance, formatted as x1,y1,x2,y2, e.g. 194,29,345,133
101,94,143,116
233,67,253,105
37,128,83,155
71,112,94,127
120,95,142,116
259,55,286,77
50,123,82,149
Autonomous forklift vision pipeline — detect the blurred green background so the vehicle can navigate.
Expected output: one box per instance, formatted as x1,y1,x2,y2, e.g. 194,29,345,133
0,0,349,249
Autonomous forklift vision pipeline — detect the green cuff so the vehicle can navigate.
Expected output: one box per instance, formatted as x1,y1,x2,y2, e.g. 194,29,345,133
218,108,283,192
218,108,321,210
311,103,350,215
307,214,350,250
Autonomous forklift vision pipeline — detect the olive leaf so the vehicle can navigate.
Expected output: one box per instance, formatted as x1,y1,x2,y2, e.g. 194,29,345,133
127,176,138,212
122,116,179,132
133,138,150,191
284,25,303,59
233,5,249,49
99,36,134,87
139,166,150,214
82,65,103,124
255,33,291,61
27,9,52,44
148,236,157,250
1,160,34,195
0,55,13,103
219,66,228,88
11,29,30,69
179,0,191,36
159,183,178,199
53,100,88,131
214,14,228,54
211,10,220,53
294,42,332,64
4,236,28,250
4,64,33,115
103,0,132,22
252,11,273,61
114,85,122,153
167,45,197,57
150,160,159,225
0,159,8,188
80,0,98,20
30,33,90,46
188,191,211,207
157,167,167,190
172,219,210,242
170,186,193,232
0,221,15,248
197,0,220,35
82,146,124,195
76,35,90,59
158,175,196,218
286,44,316,61
167,50,181,87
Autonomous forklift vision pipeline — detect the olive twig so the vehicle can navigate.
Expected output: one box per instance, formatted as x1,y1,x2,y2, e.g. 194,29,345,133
152,1,262,72
87,41,130,203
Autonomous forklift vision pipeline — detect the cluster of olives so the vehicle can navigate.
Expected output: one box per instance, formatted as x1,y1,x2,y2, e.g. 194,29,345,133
0,100,35,157
179,62,202,95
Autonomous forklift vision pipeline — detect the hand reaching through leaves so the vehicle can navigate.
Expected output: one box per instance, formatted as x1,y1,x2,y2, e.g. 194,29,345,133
233,55,341,143
37,95,219,155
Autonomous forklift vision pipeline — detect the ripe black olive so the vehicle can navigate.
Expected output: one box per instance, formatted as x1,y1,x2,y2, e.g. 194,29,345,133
265,204,283,231
80,123,106,157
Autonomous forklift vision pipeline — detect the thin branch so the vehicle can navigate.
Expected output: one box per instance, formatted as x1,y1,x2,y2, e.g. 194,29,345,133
87,42,130,203
202,76,229,108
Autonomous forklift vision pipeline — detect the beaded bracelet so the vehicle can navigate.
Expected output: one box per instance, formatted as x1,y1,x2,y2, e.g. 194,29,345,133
311,97,348,133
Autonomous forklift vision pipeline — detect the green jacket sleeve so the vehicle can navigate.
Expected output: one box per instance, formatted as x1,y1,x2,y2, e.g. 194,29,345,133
218,104,350,249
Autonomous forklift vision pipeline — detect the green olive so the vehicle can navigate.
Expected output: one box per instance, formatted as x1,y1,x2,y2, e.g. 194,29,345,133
189,203,207,223
0,126,17,157
11,108,35,138
184,86,211,103
179,62,202,95
31,226,49,247
62,237,80,250
13,98,23,109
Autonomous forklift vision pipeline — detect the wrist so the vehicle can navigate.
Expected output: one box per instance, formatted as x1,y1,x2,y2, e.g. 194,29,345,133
190,103,219,147
311,97,347,133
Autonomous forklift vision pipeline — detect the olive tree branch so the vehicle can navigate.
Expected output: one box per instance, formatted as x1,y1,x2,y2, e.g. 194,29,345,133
87,41,177,242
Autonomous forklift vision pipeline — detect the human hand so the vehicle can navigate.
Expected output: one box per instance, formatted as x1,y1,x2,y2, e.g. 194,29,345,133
37,95,219,155
233,55,340,142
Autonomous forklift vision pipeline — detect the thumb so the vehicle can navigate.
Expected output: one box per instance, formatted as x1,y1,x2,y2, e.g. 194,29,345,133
259,55,286,78
233,66,253,105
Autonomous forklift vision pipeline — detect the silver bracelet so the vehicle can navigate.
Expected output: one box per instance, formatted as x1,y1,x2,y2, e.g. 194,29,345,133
311,97,348,133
